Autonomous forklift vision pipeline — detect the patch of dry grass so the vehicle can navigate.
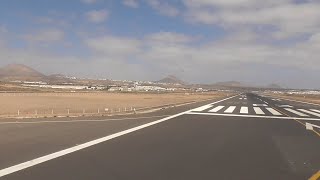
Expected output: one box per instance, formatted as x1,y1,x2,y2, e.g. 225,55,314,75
0,92,228,116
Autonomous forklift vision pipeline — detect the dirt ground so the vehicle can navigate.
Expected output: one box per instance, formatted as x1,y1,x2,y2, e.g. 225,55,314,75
0,92,228,117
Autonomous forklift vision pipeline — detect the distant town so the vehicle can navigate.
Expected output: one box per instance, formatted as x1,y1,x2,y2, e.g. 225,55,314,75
13,79,195,92
1,64,320,95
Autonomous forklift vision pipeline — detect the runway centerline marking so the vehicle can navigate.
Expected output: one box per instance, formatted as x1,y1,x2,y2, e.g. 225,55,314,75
0,94,240,178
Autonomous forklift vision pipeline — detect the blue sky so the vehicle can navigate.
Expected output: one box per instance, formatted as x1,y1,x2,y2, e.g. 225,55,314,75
1,0,320,88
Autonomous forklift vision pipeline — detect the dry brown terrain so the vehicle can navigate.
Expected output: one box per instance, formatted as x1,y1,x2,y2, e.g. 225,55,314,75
0,92,228,117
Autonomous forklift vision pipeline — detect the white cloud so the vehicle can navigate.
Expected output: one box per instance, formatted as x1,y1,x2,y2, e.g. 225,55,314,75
146,0,180,17
2,27,320,88
183,0,320,38
0,25,8,33
35,16,69,27
85,36,141,57
85,9,109,23
82,30,320,85
123,0,139,8
81,0,97,4
24,29,64,43
184,0,292,9
146,32,193,44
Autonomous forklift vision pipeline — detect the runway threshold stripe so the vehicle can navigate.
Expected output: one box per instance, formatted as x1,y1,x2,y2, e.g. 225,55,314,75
192,104,213,112
186,112,320,121
240,107,248,114
298,109,320,117
266,108,282,116
253,107,265,115
224,106,236,113
209,106,224,112
311,109,320,113
284,108,309,117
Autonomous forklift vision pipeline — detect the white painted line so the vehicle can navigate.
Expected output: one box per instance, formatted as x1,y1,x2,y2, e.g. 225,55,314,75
298,109,320,117
0,115,171,125
278,105,293,108
253,107,265,115
253,104,267,107
284,108,309,117
0,94,240,178
311,109,320,113
209,106,224,113
192,104,213,112
0,115,185,178
266,108,282,116
240,107,248,114
306,122,320,131
186,112,320,121
224,106,236,113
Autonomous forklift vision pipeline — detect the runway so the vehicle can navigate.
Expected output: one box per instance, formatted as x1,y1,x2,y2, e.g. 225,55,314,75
0,93,319,180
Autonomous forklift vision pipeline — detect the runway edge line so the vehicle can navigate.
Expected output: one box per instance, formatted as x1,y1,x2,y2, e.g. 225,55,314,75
0,94,239,177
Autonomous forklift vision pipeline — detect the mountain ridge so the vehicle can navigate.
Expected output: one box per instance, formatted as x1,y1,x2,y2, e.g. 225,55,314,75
155,75,186,85
0,64,45,81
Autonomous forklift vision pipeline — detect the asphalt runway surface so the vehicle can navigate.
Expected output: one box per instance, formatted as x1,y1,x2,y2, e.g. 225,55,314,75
0,93,319,180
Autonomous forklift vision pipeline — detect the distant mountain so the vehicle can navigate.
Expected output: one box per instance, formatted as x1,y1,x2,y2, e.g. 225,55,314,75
0,64,45,81
155,75,186,85
214,81,248,87
265,83,282,89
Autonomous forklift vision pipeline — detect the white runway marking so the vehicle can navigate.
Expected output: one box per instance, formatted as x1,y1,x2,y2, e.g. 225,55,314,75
186,112,320,121
192,104,213,112
0,94,240,178
253,107,265,115
285,108,309,117
209,106,224,112
311,109,320,113
266,108,282,116
253,104,267,107
306,122,320,131
240,107,248,114
278,105,293,108
224,106,236,113
298,109,320,117
0,115,171,125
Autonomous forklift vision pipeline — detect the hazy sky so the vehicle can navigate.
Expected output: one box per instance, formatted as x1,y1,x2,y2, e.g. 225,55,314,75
1,0,320,88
